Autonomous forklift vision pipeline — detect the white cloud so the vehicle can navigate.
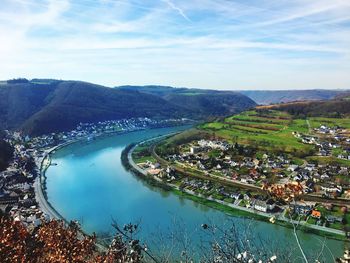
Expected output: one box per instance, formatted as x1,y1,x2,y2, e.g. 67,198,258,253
0,0,349,90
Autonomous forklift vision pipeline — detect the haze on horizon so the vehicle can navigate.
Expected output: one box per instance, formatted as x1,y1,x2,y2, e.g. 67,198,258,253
1,0,350,90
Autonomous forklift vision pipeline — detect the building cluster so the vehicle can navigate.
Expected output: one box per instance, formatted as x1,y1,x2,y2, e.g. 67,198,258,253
138,158,283,215
164,136,350,200
27,117,191,149
135,135,349,218
289,202,347,227
138,161,179,183
295,124,350,158
0,133,45,229
178,177,279,213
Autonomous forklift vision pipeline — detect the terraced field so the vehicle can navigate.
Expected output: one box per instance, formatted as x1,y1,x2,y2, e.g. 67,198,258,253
200,110,313,153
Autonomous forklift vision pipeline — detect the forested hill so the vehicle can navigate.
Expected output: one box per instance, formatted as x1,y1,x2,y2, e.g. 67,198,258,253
118,86,348,106
239,89,346,105
117,85,256,115
258,94,350,118
0,80,256,136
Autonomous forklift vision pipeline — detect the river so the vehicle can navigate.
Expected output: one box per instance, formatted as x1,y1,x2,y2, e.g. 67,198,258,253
45,126,346,261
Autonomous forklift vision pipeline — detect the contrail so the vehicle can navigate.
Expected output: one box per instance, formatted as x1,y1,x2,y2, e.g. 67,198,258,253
162,0,191,22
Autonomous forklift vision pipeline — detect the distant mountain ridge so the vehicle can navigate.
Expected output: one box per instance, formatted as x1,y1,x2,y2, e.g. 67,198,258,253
117,86,349,105
0,80,256,135
239,89,347,105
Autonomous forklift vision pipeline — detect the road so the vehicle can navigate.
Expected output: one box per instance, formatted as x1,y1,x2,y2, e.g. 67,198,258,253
33,148,66,221
128,144,148,176
34,176,64,221
280,212,346,236
150,144,264,192
306,119,312,133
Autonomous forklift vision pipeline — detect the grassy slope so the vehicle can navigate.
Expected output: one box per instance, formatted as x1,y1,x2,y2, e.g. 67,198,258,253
309,117,350,129
200,109,312,152
200,110,350,164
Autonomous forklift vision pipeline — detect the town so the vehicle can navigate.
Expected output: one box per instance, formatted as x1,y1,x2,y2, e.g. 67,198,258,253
130,122,350,236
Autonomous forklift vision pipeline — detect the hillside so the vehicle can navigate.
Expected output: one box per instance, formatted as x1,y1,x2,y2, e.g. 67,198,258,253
0,80,256,136
117,85,256,116
197,106,350,160
0,140,12,171
172,94,350,154
0,131,13,171
199,109,314,155
259,96,350,118
239,90,345,105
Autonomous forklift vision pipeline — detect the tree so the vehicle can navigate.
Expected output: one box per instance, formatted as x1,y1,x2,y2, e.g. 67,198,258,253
0,216,143,263
0,139,13,171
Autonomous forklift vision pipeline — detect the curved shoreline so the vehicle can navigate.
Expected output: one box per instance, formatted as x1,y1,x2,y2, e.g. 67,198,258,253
33,129,130,223
33,126,189,223
123,139,349,242
34,140,80,222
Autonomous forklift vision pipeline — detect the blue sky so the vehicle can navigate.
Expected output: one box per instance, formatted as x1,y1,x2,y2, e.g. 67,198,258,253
0,0,350,90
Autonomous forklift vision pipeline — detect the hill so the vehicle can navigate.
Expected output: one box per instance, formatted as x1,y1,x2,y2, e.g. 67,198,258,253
239,90,346,105
199,109,314,155
196,106,350,161
258,96,350,118
192,95,350,156
117,85,256,116
0,80,256,136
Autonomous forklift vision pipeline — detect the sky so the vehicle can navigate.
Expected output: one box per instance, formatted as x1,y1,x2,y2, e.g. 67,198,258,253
0,0,350,90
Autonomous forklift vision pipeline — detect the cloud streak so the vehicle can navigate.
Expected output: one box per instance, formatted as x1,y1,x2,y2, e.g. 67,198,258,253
162,0,191,22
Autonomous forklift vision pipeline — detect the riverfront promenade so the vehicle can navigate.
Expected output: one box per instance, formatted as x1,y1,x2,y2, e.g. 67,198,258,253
34,176,64,221
33,146,66,221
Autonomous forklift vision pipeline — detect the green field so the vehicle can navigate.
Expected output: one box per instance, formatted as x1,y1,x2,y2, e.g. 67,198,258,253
132,144,157,164
200,110,312,153
306,156,350,167
156,108,350,160
309,117,350,129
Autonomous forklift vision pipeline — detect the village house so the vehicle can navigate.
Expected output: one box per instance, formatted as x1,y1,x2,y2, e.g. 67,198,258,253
290,204,313,216
253,199,274,213
311,210,321,219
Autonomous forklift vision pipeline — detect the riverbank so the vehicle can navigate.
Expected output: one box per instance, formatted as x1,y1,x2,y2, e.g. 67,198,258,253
34,144,70,222
33,129,156,215
33,128,188,252
123,139,349,242
34,125,191,222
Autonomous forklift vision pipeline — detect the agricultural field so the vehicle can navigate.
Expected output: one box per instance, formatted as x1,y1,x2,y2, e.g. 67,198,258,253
308,117,350,129
200,109,313,154
132,144,157,164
